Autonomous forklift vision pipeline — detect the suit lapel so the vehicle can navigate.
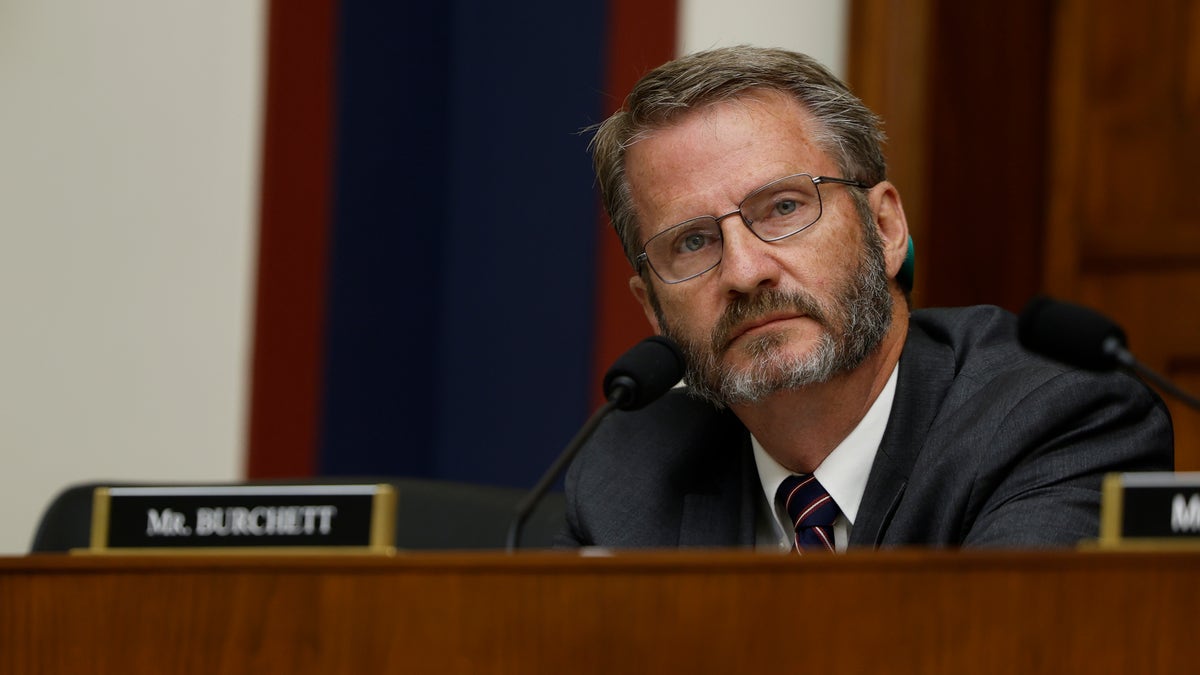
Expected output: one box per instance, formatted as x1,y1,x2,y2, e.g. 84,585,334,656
851,322,956,547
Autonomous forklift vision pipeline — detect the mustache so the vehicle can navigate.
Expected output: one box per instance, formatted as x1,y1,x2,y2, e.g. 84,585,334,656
710,288,829,354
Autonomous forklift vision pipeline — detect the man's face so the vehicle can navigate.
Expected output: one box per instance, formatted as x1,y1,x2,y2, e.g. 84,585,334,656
624,91,894,406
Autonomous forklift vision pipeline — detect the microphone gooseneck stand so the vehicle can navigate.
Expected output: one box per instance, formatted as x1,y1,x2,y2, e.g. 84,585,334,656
505,336,684,552
504,390,628,552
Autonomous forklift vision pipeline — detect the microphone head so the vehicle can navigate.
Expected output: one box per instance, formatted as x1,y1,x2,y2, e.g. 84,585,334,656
603,336,686,411
1018,296,1128,371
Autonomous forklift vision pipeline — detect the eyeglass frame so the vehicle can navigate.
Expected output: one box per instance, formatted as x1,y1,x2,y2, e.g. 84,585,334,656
633,173,871,284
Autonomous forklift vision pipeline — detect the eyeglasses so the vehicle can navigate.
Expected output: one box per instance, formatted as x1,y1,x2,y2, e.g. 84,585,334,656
635,173,869,284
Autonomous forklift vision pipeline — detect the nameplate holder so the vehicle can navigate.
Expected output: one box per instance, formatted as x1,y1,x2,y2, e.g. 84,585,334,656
1097,472,1200,549
87,484,396,555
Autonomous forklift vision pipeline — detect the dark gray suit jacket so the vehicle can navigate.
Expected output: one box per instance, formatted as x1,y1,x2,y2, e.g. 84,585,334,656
559,306,1174,548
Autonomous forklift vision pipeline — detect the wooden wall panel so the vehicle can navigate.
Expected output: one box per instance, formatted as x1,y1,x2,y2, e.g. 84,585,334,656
849,1,1052,312
1067,1,1200,264
847,0,935,306
852,0,1198,468
1045,0,1200,469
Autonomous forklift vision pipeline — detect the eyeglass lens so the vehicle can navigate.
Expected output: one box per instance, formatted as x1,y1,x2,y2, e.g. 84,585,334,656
642,173,824,283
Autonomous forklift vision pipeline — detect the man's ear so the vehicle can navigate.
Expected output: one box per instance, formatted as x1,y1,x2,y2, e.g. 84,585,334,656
869,181,911,281
629,274,663,334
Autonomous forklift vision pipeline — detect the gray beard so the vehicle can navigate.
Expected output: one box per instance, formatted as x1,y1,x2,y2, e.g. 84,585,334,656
654,228,894,408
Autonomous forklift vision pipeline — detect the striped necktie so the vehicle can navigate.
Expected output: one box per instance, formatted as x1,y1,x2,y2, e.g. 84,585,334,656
776,474,839,553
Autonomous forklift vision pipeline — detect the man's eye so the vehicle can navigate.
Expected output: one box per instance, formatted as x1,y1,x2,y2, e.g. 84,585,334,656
673,229,718,255
775,199,799,216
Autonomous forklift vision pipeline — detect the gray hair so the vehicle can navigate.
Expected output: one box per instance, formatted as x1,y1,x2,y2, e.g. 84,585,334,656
590,45,887,268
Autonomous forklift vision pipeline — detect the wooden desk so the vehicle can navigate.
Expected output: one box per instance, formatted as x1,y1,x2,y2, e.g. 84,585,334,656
2,549,1198,673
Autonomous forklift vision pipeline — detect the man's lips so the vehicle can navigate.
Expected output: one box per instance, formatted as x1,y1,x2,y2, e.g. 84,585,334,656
724,313,806,346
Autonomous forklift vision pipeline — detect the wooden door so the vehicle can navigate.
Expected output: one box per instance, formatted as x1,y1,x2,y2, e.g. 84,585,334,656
1043,0,1200,469
850,0,1200,469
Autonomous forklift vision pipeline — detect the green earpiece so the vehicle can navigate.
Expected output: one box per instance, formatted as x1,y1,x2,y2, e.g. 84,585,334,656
897,235,915,292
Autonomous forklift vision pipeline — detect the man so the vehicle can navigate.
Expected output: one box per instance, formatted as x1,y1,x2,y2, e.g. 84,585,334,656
559,46,1173,551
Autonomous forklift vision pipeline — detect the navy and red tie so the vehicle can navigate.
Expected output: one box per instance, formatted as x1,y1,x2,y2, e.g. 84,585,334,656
776,474,839,553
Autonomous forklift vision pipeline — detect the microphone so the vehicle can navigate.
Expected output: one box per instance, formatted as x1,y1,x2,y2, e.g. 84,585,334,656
1018,296,1130,371
1018,296,1200,409
602,335,687,411
505,336,685,551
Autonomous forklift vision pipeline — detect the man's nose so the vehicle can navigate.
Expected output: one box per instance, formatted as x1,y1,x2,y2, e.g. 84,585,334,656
716,219,781,297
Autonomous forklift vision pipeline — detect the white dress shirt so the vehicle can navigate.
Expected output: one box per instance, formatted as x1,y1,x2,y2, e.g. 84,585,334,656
753,363,899,552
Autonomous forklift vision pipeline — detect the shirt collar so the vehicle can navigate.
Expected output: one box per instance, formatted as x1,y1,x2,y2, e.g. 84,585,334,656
753,362,899,527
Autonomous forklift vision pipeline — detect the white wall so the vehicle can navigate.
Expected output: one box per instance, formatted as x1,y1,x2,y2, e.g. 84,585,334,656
0,0,846,554
0,2,265,552
679,0,849,76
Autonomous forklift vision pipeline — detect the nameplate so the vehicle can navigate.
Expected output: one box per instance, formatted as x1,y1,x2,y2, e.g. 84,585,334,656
1098,472,1200,549
88,484,395,554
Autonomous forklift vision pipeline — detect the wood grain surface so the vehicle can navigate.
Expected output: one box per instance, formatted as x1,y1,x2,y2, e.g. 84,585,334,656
3,549,1198,674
